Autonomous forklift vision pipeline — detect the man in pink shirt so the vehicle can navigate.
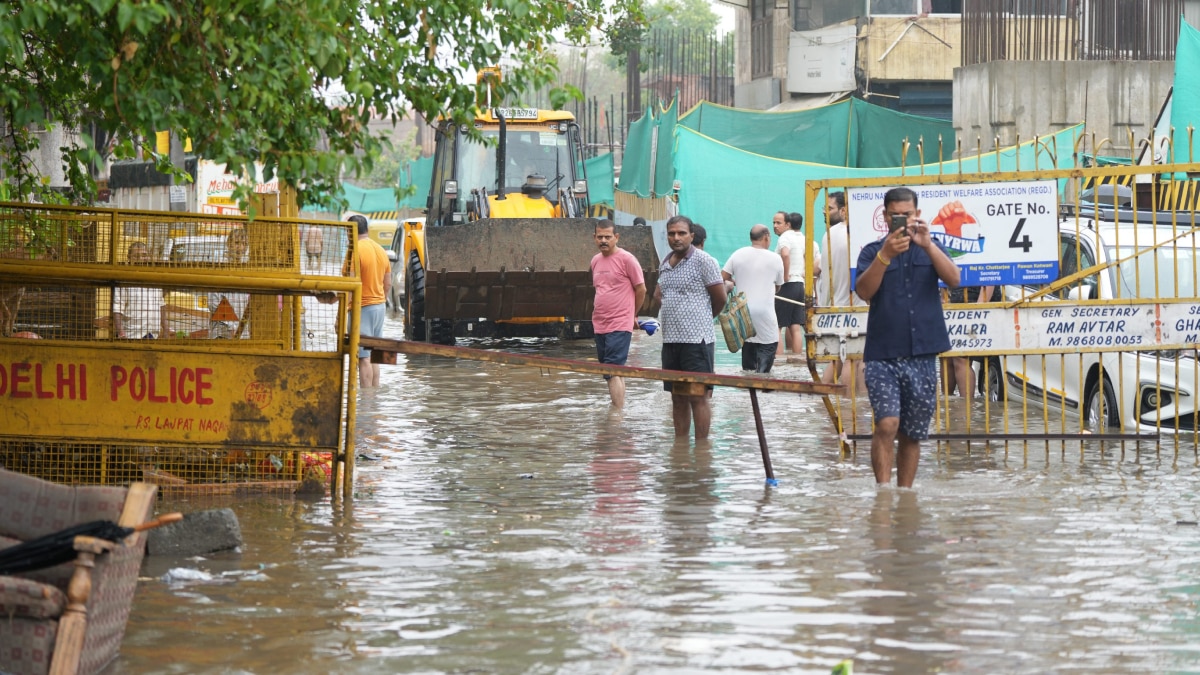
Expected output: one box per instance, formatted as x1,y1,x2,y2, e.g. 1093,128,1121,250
591,220,647,408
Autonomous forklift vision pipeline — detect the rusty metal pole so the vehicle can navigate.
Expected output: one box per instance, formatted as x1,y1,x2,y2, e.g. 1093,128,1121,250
749,389,776,485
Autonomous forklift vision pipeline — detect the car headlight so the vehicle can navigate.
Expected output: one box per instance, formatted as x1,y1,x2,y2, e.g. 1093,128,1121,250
1139,385,1189,413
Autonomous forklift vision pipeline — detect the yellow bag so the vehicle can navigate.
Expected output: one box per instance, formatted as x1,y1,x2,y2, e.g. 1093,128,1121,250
718,288,756,353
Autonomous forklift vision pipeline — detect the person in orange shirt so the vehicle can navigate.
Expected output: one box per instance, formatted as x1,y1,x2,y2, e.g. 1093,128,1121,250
348,215,392,388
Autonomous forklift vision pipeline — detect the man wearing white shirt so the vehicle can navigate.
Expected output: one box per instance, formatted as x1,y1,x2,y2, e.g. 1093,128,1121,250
819,192,865,390
113,242,164,339
773,211,820,356
722,224,784,373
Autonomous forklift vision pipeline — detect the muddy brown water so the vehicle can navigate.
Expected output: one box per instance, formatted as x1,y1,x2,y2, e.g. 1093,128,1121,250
112,316,1200,674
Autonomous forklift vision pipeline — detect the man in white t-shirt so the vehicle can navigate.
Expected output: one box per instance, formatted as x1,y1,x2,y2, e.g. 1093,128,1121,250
113,242,164,339
818,192,857,308
819,192,866,391
773,211,820,356
722,224,784,373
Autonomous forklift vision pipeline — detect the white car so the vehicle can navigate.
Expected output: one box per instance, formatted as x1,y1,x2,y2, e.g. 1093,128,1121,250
987,206,1199,432
386,217,423,312
161,235,231,336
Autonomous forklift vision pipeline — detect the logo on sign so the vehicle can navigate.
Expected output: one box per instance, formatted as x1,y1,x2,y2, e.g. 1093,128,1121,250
244,381,273,410
931,200,984,258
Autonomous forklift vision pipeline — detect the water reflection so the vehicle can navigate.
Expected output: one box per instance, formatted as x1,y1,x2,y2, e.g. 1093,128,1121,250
583,410,649,556
863,490,958,673
661,439,719,564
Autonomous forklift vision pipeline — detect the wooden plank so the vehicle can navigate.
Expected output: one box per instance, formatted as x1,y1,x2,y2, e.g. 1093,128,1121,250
362,336,844,395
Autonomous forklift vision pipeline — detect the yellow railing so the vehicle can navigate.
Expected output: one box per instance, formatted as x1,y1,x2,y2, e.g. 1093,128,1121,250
0,202,363,498
802,154,1200,458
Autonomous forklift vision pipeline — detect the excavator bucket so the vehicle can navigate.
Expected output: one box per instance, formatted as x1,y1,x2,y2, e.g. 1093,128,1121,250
421,219,659,337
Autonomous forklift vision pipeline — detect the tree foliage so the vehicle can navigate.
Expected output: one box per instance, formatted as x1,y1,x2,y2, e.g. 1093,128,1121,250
646,0,720,35
0,0,642,208
604,0,721,69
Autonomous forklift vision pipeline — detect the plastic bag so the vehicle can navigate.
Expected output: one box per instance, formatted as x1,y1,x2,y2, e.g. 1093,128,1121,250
717,289,756,353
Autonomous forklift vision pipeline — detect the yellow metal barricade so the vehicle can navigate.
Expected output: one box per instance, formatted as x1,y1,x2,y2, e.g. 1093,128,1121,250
804,148,1200,458
0,202,363,497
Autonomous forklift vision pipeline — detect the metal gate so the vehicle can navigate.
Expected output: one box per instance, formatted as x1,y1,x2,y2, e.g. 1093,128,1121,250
0,202,363,497
803,152,1200,456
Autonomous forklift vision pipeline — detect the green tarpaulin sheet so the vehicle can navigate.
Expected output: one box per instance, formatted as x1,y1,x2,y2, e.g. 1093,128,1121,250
679,99,957,168
1172,20,1200,163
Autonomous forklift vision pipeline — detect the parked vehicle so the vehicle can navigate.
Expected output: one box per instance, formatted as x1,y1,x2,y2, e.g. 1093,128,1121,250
160,235,230,336
986,205,1200,432
385,217,422,311
399,71,658,343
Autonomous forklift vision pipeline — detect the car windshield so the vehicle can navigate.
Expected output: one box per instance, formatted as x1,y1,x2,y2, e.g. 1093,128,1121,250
168,237,227,263
456,128,570,196
1107,245,1200,299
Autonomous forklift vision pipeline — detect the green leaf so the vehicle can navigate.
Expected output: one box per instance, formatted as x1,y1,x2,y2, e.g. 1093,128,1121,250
116,3,133,32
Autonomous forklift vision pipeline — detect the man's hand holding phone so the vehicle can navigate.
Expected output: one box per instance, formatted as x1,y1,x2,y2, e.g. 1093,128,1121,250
882,214,912,260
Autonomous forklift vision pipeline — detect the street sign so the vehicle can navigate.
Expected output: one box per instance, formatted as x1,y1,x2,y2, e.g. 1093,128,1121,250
846,180,1059,286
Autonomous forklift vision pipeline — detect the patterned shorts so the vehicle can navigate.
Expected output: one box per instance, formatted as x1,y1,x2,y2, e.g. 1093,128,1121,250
864,356,938,441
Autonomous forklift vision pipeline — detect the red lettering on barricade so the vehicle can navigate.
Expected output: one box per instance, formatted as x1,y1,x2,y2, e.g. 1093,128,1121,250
34,364,53,399
110,365,214,406
244,382,272,410
129,367,146,401
179,368,195,404
57,364,75,400
147,367,169,403
111,365,128,401
196,367,213,405
153,416,196,432
11,363,31,398
4,362,91,399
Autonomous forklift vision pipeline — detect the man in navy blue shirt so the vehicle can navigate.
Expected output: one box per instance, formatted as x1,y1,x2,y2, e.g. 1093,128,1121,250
856,187,961,487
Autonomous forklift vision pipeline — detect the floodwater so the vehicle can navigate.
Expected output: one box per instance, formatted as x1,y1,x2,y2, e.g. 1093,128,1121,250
114,315,1200,674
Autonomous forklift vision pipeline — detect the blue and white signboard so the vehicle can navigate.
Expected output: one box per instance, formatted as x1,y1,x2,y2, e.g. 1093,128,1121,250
846,180,1059,286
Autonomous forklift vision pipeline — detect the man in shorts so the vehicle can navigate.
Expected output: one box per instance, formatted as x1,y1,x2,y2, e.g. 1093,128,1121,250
349,215,391,388
855,187,960,487
590,220,647,408
773,211,819,355
656,215,727,439
721,224,784,373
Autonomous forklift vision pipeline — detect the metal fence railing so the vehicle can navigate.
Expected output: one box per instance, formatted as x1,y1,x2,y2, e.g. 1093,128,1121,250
803,143,1200,458
0,203,364,497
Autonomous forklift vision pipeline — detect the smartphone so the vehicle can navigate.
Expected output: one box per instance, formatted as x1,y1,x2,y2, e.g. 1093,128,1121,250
889,214,909,234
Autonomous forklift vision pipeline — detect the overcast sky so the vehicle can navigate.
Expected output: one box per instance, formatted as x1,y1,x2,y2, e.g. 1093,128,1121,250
710,0,735,33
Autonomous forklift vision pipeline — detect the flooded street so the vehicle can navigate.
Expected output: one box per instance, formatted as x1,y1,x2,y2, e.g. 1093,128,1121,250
113,315,1200,674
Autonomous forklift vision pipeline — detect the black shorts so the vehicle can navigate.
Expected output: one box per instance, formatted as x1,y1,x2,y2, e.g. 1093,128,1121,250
662,341,715,392
741,341,778,373
776,281,805,327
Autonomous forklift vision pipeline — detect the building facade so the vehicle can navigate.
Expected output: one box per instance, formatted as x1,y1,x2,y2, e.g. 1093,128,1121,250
728,0,1200,158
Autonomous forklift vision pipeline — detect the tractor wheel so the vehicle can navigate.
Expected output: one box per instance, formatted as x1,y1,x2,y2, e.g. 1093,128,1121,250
405,251,454,345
